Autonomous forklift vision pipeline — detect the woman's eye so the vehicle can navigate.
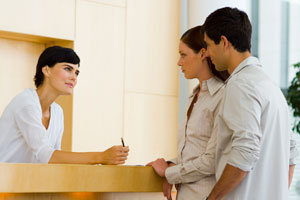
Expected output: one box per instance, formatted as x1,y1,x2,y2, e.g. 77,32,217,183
65,67,71,71
75,71,80,76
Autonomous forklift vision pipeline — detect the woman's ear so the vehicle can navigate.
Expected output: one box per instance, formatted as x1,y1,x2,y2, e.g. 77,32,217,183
41,66,50,77
200,48,207,60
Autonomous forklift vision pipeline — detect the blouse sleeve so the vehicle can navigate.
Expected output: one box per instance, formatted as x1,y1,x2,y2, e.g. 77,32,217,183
14,105,55,163
165,100,221,184
165,117,218,184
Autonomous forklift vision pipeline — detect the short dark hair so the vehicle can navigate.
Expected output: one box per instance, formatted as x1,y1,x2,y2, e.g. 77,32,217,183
181,26,230,81
34,46,80,88
203,7,252,52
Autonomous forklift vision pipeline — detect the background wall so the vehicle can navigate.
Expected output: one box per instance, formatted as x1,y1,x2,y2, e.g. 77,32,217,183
0,0,179,167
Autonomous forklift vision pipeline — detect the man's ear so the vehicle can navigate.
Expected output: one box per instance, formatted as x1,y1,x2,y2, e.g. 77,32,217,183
41,66,50,77
220,35,230,50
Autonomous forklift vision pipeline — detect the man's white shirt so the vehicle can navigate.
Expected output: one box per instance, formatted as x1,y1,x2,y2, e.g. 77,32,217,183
216,56,298,199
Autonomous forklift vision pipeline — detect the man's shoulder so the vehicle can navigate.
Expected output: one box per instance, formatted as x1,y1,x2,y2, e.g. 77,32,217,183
227,66,271,90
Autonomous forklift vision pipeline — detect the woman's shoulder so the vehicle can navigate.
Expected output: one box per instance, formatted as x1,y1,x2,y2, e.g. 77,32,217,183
51,102,64,116
10,88,39,109
1,89,39,118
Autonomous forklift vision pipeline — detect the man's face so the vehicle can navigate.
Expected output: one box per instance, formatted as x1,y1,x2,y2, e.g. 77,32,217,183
204,33,228,71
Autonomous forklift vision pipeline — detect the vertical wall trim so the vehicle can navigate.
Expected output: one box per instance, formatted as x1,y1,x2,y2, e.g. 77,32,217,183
122,0,127,138
178,0,189,122
251,0,259,58
280,1,290,89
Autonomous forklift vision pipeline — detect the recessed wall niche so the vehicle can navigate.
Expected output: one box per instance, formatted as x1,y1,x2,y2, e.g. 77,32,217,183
0,30,73,151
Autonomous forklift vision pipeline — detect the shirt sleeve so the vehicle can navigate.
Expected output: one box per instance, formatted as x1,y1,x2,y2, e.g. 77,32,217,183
167,157,178,165
223,81,262,172
290,131,299,165
14,105,55,163
165,103,220,184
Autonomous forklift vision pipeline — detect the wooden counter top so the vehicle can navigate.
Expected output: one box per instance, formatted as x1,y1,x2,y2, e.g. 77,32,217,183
0,163,163,193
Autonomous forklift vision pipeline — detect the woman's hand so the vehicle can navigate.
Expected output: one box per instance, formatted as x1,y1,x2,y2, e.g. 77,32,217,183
100,145,129,165
163,178,173,200
147,158,169,177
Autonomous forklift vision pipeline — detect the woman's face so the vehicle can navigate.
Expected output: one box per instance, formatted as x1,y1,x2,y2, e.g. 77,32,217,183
177,41,202,79
44,62,80,95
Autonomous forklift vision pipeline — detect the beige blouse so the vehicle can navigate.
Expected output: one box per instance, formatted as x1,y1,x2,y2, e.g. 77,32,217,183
165,77,225,200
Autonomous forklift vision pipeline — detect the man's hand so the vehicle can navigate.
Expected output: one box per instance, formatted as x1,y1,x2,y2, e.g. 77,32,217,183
147,158,169,177
289,164,296,188
163,178,173,200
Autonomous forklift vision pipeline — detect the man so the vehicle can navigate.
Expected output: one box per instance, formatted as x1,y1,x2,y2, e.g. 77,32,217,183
202,7,298,200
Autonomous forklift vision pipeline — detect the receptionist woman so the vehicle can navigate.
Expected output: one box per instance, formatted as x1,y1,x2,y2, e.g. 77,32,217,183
147,26,229,200
0,46,129,165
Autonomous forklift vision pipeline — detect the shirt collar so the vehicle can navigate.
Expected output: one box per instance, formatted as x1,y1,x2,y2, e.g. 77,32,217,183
226,56,261,83
189,77,224,97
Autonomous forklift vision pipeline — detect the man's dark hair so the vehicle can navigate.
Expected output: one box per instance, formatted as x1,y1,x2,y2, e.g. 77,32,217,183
181,26,230,81
203,7,252,52
34,46,80,88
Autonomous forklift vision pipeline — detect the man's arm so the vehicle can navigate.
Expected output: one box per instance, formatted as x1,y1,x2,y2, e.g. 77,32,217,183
207,164,248,200
289,164,295,188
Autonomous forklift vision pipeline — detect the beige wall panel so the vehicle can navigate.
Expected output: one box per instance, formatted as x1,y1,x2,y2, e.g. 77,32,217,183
125,0,180,96
0,0,75,40
83,0,125,7
0,38,45,114
73,0,125,151
124,93,177,165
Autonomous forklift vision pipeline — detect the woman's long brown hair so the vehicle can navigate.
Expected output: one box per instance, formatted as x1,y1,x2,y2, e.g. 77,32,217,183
181,26,230,81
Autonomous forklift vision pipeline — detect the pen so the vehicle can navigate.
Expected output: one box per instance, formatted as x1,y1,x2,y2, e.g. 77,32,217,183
121,137,125,147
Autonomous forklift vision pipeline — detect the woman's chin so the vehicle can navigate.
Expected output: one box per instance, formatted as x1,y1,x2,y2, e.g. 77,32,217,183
60,89,73,96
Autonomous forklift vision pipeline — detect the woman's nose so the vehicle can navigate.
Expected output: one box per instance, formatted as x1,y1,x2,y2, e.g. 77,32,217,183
70,72,77,81
177,59,182,66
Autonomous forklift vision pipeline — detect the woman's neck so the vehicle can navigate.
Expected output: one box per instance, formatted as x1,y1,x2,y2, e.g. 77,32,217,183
36,85,59,113
197,62,214,90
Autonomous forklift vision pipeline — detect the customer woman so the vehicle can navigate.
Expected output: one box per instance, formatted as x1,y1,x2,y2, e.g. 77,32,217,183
147,26,229,200
0,46,129,164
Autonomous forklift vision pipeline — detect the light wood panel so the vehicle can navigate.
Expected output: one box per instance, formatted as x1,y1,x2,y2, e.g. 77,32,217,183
125,0,180,96
0,32,74,151
0,0,75,40
73,0,126,151
0,163,163,193
124,93,178,165
0,37,45,114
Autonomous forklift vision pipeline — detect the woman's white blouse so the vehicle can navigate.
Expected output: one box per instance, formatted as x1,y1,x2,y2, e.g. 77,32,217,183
165,77,225,200
0,88,64,163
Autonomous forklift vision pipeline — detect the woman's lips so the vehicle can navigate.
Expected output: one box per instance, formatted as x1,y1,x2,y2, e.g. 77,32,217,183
66,83,74,88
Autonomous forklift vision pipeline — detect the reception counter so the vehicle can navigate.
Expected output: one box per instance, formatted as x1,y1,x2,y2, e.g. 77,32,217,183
0,163,166,200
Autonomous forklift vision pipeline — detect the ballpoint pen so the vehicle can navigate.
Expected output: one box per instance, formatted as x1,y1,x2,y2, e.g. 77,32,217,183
121,137,125,147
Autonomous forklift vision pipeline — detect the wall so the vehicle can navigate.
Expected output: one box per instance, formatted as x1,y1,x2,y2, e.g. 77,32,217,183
0,0,179,167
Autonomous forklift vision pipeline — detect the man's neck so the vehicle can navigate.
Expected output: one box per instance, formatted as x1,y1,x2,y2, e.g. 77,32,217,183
227,51,252,74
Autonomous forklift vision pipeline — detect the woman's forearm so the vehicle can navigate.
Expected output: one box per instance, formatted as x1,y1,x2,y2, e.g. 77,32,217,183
48,150,102,164
48,145,129,165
